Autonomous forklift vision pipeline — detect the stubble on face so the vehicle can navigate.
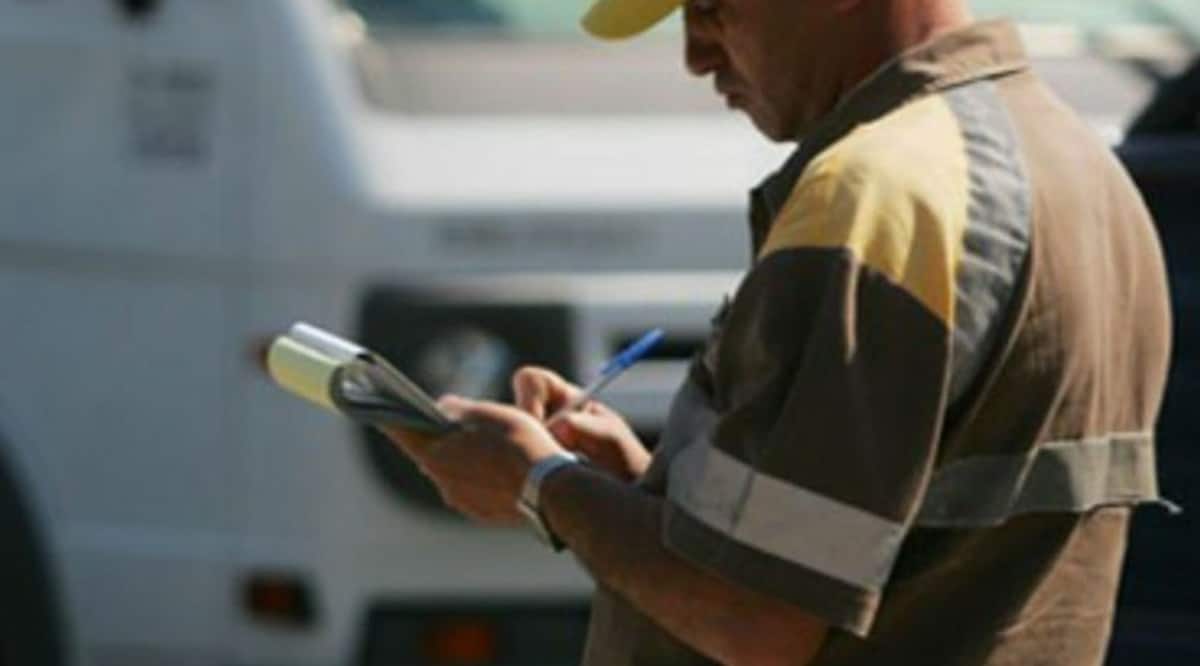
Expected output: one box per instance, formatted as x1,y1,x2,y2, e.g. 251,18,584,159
688,0,854,141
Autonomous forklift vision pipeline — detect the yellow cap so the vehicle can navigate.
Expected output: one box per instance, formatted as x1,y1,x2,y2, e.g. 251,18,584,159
581,0,683,40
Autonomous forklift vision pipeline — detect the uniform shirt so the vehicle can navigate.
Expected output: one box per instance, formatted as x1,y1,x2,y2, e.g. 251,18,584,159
581,20,1175,666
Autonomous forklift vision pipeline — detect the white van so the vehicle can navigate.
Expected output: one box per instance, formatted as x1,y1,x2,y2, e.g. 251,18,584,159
0,1,1190,664
0,1,783,664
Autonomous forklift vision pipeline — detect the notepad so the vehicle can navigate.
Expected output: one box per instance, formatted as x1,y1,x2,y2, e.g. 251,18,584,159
266,322,457,435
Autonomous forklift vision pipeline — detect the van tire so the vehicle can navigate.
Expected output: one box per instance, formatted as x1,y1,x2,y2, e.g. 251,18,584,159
0,443,65,666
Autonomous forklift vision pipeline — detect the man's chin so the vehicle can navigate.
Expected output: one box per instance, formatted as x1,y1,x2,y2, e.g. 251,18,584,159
722,97,795,143
743,111,793,144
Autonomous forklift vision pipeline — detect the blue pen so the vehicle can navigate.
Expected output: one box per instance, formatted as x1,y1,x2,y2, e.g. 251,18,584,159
545,328,665,426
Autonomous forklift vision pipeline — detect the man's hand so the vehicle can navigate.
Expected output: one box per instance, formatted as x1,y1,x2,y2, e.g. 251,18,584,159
384,396,563,526
386,378,829,665
512,366,651,482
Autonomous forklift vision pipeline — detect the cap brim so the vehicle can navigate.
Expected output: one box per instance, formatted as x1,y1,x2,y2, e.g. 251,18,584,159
582,0,682,40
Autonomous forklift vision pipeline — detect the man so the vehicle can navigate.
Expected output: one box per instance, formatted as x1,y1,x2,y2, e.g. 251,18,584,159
387,0,1175,663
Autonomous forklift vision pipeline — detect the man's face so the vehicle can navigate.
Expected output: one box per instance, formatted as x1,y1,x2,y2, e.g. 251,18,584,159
684,0,849,141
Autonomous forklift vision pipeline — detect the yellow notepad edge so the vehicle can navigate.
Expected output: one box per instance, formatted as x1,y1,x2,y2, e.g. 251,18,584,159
267,336,339,412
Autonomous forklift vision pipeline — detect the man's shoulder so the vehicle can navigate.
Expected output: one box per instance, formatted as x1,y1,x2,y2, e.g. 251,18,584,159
766,94,973,249
757,94,973,323
809,93,971,190
755,80,1051,332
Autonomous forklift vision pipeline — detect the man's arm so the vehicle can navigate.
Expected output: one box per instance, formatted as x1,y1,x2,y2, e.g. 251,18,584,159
386,395,827,664
541,463,829,666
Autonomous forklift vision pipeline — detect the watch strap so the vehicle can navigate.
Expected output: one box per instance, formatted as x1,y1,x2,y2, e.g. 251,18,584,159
518,451,582,550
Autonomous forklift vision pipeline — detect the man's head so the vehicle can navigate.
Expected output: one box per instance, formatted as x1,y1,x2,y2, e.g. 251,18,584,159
584,0,971,141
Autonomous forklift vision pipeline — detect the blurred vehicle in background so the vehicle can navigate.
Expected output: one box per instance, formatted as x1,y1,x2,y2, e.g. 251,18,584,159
0,0,1193,664
1112,56,1200,664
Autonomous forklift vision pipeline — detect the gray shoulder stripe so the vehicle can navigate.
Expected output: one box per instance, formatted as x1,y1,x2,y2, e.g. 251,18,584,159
944,81,1032,407
916,432,1179,527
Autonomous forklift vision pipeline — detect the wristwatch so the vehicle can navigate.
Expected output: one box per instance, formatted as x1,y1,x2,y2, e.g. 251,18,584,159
517,451,583,551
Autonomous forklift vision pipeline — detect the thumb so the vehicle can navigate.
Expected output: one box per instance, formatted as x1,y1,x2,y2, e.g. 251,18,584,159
436,393,472,420
440,394,532,430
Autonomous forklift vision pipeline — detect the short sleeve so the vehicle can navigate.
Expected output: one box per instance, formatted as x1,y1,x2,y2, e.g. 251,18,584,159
662,145,967,636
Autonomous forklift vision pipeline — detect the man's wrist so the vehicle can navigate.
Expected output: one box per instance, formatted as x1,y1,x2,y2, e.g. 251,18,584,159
538,460,599,544
517,451,584,550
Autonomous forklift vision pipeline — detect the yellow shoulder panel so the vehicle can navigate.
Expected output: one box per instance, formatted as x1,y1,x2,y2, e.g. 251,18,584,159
760,95,970,326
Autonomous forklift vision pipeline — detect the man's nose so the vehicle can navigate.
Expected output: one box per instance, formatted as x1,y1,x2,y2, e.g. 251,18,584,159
683,7,724,77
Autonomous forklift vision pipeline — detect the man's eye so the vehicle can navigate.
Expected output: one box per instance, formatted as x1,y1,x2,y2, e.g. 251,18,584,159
688,0,719,14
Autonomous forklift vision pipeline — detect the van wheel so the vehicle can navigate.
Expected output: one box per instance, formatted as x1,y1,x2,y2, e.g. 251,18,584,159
0,449,65,666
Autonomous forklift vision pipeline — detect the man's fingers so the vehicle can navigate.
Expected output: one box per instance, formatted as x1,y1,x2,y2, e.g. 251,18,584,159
383,426,436,457
437,395,543,438
436,394,471,420
383,425,463,470
550,410,616,445
512,366,582,418
511,366,552,419
460,397,532,427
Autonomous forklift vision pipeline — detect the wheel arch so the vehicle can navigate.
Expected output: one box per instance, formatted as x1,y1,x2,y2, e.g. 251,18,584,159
0,424,69,666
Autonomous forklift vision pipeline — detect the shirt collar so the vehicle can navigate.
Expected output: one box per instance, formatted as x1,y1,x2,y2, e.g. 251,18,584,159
748,19,1030,257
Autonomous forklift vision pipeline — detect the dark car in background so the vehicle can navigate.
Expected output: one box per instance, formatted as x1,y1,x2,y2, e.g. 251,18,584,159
1111,58,1200,664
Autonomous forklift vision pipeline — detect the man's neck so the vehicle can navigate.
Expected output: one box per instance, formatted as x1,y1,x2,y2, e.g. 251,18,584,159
838,0,974,106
